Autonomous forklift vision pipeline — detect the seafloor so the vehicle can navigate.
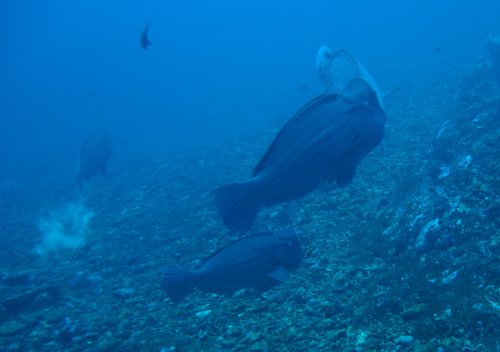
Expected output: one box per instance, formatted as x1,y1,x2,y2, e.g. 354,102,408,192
0,68,498,352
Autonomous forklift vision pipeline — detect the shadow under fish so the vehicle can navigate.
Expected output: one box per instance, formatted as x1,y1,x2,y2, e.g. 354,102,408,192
76,132,112,191
162,228,304,304
213,77,386,232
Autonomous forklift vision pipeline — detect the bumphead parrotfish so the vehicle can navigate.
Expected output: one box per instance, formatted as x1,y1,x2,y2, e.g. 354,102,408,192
162,228,304,303
214,77,386,232
76,133,112,191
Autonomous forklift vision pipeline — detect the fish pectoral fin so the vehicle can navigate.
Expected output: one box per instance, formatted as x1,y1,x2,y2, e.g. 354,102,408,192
336,166,357,187
267,266,291,282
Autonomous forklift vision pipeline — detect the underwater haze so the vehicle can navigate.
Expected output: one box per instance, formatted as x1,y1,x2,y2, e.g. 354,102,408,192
0,0,499,351
2,0,499,176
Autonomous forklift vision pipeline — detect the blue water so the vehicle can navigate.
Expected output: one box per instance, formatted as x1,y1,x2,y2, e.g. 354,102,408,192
1,1,499,351
2,1,499,175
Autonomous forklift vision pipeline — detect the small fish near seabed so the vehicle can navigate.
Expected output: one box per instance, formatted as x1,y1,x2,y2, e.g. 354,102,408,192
162,228,304,303
214,81,386,232
140,18,156,49
76,132,112,191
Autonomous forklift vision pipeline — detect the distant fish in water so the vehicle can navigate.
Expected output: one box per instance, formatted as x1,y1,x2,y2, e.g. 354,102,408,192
140,18,156,49
486,34,500,85
214,78,386,232
162,228,304,303
76,132,112,191
433,47,442,54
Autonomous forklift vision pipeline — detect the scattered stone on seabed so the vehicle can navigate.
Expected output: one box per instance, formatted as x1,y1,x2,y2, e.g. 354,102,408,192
458,154,472,168
395,335,414,346
350,329,368,347
415,218,440,249
159,347,176,352
246,331,261,342
438,165,451,180
401,304,428,321
217,336,235,350
0,311,41,337
113,287,135,299
195,309,212,318
93,331,120,351
0,319,32,336
440,268,459,284
249,340,267,352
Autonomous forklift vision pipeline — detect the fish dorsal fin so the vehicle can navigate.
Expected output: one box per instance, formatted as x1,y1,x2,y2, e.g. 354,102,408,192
317,48,360,94
341,77,379,108
197,232,274,267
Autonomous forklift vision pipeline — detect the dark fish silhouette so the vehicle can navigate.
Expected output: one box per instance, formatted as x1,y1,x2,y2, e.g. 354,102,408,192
140,18,155,49
162,228,304,303
76,132,112,191
214,78,386,232
486,34,500,85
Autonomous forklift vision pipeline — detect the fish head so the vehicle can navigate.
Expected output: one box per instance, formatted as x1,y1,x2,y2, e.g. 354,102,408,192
273,229,304,271
342,77,386,125
341,78,379,108
315,45,336,92
316,47,385,108
339,78,387,145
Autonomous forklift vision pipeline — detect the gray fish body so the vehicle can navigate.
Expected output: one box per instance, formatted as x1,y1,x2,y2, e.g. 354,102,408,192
162,229,303,303
76,133,112,190
257,93,384,198
214,78,386,231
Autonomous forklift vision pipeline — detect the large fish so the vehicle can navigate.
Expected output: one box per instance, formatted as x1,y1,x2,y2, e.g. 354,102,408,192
76,132,112,191
214,78,386,232
162,228,304,303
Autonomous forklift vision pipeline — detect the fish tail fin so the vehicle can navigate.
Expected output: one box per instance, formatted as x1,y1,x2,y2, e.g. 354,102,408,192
162,268,195,304
213,181,262,232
